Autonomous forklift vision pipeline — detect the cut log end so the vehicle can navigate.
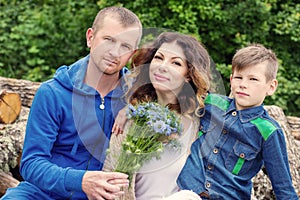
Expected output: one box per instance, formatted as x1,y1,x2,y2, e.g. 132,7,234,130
0,90,22,124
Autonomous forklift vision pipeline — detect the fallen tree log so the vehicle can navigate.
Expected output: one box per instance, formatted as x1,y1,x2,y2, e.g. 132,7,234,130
0,76,40,108
0,107,28,173
0,90,22,124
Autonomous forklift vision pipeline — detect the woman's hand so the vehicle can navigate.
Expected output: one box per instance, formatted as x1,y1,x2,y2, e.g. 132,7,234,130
112,107,128,135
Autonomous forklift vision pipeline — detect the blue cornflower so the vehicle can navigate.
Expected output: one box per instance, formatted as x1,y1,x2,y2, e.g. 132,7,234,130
153,120,167,134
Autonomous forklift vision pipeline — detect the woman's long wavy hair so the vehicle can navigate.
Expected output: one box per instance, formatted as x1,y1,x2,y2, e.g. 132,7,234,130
125,32,211,117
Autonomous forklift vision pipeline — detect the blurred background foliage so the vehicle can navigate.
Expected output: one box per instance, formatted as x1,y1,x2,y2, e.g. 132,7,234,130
0,0,299,116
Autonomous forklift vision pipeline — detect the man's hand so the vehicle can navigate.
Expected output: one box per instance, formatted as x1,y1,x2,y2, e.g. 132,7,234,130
82,171,129,200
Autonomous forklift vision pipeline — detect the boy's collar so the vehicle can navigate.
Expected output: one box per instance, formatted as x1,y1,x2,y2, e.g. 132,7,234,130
226,100,265,123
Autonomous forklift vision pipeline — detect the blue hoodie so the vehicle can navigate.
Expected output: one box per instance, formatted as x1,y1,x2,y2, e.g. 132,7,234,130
20,55,128,199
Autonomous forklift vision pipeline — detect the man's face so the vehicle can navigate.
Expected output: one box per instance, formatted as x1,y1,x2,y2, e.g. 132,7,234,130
86,17,141,75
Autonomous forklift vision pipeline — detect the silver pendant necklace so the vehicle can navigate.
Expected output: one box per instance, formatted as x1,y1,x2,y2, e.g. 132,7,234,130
99,98,105,109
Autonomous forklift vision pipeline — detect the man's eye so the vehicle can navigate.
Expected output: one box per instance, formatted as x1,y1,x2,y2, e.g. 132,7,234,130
104,37,113,41
122,44,131,50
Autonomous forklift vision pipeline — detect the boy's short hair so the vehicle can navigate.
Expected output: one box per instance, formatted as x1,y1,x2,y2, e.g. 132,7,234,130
232,44,279,81
92,6,142,35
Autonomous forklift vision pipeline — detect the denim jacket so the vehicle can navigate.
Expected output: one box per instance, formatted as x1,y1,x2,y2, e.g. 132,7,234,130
177,94,298,200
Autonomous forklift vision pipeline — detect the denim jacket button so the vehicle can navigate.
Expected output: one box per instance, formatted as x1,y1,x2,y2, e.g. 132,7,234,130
232,111,237,116
222,129,227,134
213,148,218,154
240,153,245,158
208,164,213,170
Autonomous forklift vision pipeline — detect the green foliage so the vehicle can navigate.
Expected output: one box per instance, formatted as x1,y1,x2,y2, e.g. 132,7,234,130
0,0,299,116
0,0,98,81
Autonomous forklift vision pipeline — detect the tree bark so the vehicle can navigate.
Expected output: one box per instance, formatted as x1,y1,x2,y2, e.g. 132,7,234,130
0,171,19,196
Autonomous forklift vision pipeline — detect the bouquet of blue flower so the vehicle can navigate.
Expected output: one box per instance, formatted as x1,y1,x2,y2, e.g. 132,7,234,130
112,102,182,184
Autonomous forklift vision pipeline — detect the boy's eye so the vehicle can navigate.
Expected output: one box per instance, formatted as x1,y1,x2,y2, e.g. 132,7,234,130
234,76,242,79
250,78,258,81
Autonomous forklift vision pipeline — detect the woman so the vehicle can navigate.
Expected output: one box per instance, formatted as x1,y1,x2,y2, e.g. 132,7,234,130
104,32,211,199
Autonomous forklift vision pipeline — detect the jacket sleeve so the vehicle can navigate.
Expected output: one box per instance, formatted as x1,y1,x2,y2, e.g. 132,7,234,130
177,138,207,195
20,83,85,197
263,129,299,200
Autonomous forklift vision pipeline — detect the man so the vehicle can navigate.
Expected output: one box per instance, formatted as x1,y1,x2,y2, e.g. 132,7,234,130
1,6,142,200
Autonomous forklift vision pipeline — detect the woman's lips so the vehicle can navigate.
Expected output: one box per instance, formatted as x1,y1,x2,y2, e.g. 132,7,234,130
154,73,169,81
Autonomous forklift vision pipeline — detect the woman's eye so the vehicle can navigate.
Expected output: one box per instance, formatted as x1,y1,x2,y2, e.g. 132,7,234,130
154,55,163,60
173,61,182,66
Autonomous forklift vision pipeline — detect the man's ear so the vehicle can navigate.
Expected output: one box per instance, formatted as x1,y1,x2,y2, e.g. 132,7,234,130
266,79,278,96
86,28,94,48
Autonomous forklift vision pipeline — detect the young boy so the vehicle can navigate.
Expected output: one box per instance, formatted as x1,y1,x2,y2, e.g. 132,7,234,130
177,44,298,199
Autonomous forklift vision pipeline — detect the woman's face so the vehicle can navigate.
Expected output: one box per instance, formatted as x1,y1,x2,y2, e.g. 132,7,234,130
149,42,188,96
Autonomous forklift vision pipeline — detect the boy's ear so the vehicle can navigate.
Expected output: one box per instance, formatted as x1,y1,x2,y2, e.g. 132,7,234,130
229,74,233,88
266,79,278,96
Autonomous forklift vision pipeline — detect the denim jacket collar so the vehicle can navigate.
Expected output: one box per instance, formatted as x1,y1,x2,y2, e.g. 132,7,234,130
226,99,265,123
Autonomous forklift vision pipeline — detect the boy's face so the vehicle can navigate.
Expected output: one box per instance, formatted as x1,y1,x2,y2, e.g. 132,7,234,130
230,62,278,110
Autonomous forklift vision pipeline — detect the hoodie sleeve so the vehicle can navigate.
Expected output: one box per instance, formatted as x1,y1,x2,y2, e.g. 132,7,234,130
20,82,85,197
